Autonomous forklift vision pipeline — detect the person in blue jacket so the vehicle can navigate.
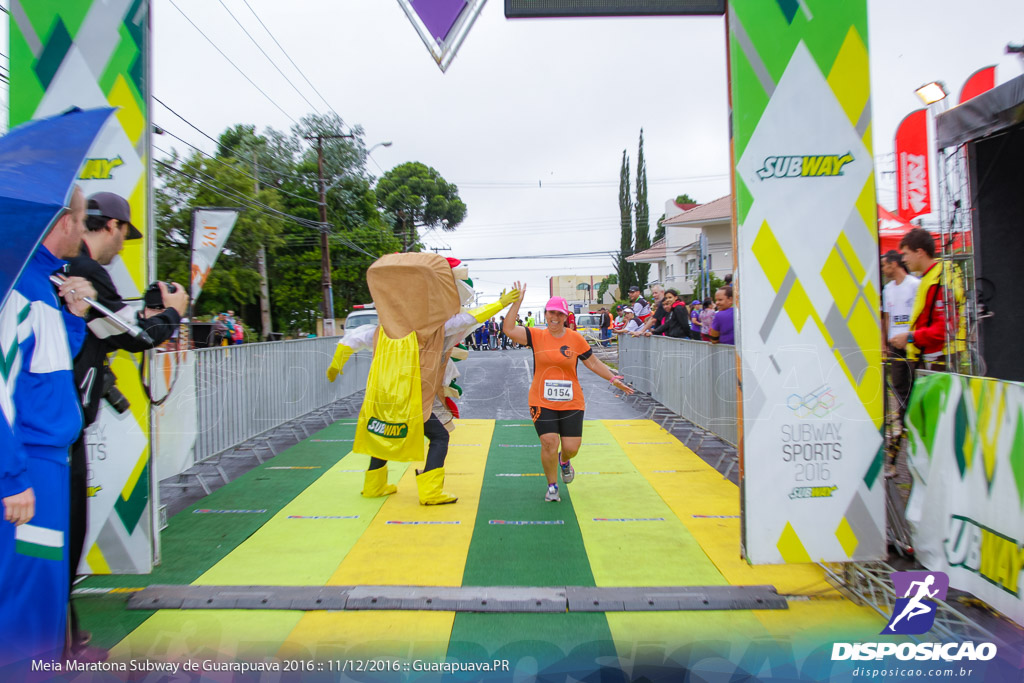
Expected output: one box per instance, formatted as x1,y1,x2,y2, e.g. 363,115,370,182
0,187,96,665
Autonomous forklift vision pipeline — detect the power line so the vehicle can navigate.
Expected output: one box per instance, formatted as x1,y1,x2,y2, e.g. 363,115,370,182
154,96,222,148
463,250,615,262
156,158,379,259
166,0,299,125
154,97,319,182
240,0,335,114
155,131,321,206
454,173,729,189
215,0,322,116
156,157,315,228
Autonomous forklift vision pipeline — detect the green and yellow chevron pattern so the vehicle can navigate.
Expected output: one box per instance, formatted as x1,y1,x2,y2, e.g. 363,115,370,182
10,0,153,574
729,0,884,564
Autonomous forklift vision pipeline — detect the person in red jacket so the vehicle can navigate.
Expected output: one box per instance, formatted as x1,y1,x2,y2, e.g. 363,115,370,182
889,228,947,370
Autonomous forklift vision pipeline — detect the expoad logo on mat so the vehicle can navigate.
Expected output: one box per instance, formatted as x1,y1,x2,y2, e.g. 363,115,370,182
832,571,998,662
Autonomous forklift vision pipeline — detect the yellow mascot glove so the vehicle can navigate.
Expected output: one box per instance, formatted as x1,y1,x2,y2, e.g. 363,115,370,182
326,343,354,383
468,288,521,323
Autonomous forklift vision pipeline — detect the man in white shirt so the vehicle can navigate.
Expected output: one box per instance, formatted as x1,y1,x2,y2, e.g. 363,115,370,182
627,286,651,321
881,250,919,467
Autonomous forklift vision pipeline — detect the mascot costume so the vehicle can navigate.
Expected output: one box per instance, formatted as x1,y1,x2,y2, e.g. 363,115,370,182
326,253,518,504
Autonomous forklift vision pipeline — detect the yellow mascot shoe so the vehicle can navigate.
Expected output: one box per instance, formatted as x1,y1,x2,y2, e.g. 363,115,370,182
362,467,397,498
416,467,458,505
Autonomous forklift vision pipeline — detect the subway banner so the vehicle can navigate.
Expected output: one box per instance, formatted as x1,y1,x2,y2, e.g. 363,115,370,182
904,373,1024,627
729,1,884,563
9,0,154,573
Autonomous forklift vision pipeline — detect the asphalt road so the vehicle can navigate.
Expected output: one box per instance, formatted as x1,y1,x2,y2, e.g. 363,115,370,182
455,347,646,421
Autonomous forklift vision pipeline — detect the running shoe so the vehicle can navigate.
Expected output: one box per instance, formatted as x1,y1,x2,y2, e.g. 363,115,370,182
545,484,560,502
560,459,575,484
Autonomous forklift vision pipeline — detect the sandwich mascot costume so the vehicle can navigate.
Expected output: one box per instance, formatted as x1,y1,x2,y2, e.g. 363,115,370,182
326,253,518,504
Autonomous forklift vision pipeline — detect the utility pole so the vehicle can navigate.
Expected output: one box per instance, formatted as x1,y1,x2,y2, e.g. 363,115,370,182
253,153,272,341
305,133,353,335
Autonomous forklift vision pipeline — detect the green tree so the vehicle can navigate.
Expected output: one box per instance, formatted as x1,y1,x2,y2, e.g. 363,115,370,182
154,149,286,320
268,115,400,333
655,193,700,242
695,271,726,302
596,273,618,304
634,129,651,289
375,162,466,251
615,150,635,294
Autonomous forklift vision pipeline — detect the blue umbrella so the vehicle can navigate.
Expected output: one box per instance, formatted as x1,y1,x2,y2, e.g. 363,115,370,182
0,107,115,309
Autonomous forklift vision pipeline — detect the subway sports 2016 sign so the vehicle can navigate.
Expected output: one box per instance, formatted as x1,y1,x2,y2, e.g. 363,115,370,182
730,1,885,564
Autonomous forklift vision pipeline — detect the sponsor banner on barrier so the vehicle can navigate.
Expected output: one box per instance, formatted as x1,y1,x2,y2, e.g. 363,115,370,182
152,351,197,485
10,0,154,574
904,373,1024,627
729,0,884,563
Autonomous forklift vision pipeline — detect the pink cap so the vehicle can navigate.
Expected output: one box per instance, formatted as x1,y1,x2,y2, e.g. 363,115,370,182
544,296,569,315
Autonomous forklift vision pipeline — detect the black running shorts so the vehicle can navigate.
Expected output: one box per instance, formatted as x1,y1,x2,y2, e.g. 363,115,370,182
529,405,584,437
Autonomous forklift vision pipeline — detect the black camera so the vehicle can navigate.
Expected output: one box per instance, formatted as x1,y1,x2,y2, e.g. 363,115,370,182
144,281,177,310
100,366,130,414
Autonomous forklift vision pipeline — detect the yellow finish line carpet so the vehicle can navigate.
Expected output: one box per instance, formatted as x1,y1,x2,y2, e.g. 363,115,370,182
80,419,884,670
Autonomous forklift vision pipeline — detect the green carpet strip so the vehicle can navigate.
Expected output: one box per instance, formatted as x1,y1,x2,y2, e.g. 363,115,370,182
448,420,616,670
570,421,729,586
76,420,357,648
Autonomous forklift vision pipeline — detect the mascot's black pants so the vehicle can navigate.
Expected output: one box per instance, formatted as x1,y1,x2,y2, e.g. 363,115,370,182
368,413,448,472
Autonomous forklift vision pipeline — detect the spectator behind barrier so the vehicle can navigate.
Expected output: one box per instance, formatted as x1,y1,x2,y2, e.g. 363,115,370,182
709,286,734,345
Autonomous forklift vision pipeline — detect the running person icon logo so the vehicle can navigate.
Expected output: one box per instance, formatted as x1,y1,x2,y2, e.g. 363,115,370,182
882,571,949,635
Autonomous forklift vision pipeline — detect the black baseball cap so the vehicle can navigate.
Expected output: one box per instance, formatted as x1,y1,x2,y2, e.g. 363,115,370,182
628,285,641,292
86,192,142,239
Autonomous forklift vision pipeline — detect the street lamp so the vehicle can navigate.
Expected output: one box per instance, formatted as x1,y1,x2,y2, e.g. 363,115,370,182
915,81,948,106
367,140,393,156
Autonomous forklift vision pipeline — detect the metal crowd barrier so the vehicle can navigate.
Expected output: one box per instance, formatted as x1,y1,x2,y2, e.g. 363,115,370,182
618,335,738,446
192,337,369,463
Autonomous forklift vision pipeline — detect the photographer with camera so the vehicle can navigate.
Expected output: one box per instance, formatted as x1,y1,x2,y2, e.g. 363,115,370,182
65,192,187,655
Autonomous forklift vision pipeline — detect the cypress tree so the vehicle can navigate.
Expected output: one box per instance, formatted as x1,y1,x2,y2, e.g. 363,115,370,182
634,129,650,289
615,149,635,295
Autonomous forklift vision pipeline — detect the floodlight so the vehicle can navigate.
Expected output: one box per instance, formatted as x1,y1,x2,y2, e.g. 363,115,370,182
915,82,948,105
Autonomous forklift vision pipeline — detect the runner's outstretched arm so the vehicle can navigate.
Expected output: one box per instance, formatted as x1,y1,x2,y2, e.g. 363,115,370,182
502,281,529,346
581,354,634,395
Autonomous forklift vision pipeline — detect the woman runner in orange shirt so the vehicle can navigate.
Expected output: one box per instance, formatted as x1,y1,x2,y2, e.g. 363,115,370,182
502,282,633,502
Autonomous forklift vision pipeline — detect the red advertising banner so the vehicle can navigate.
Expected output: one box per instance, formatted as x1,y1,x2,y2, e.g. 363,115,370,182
959,65,996,104
895,109,930,221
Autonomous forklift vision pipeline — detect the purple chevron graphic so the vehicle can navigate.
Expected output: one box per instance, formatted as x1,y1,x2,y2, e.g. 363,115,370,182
412,0,468,42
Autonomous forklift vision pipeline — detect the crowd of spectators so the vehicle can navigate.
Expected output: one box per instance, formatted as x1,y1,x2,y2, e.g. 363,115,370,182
460,282,737,352
610,283,735,344
466,310,554,350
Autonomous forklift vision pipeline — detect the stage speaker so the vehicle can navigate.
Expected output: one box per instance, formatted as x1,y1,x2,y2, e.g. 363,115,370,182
969,121,1024,381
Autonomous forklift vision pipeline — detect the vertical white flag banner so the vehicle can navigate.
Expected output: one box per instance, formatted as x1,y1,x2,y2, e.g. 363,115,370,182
190,208,240,301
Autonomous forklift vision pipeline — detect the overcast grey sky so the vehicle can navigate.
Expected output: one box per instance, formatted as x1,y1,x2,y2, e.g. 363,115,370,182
13,1,1022,311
